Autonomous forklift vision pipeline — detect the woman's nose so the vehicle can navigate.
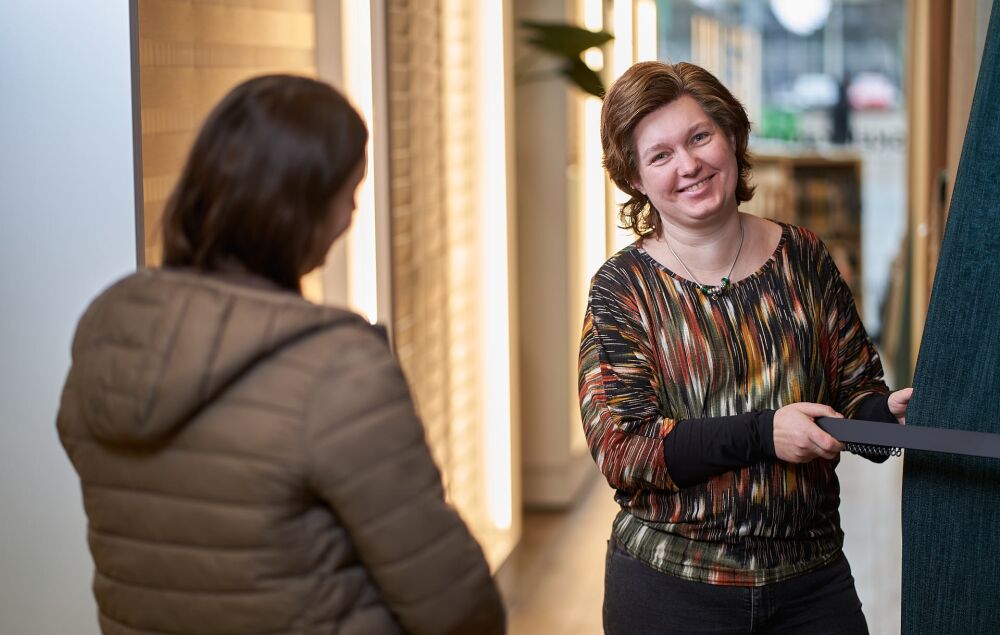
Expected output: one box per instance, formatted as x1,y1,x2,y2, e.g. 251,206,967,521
675,149,700,176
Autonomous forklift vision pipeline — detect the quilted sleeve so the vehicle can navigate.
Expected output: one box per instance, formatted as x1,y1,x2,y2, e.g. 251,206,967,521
304,324,505,635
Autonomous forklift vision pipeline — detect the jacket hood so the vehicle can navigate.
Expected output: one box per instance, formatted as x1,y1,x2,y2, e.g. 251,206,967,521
64,269,360,446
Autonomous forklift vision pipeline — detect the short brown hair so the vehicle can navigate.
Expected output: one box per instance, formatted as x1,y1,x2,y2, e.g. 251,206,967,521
601,61,754,238
161,74,368,291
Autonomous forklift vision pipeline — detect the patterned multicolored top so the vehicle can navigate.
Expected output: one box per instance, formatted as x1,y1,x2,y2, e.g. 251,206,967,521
578,222,889,586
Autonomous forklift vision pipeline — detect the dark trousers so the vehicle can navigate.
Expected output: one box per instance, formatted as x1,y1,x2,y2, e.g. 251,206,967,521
603,538,869,634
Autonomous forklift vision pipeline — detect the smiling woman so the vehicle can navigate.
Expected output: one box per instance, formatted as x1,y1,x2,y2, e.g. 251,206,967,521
580,61,913,634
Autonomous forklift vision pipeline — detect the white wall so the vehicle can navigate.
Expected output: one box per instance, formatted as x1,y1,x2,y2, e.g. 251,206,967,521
0,3,137,633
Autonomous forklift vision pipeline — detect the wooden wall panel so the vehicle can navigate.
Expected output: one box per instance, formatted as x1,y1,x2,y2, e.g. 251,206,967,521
136,0,316,266
440,0,484,535
386,0,516,566
386,0,451,477
905,0,952,374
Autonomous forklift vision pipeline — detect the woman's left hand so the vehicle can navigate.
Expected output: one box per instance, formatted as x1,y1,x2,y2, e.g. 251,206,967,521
888,387,913,424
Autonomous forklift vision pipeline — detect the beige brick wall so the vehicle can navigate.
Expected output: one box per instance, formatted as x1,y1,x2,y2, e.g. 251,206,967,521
136,0,316,268
387,0,513,565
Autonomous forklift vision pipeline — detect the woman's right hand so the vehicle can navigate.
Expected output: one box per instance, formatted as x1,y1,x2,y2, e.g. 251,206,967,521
773,402,845,463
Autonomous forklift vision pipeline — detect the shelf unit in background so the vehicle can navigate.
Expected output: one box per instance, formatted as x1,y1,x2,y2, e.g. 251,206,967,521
743,152,864,313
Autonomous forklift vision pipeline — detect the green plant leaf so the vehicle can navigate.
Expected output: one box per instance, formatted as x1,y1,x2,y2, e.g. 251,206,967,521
521,20,613,57
560,57,606,98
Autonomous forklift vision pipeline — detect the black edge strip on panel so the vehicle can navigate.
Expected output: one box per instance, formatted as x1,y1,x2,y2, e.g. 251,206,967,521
816,417,1000,459
129,0,145,268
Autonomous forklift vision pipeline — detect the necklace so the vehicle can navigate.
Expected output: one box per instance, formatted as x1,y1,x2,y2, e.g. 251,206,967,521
663,216,745,298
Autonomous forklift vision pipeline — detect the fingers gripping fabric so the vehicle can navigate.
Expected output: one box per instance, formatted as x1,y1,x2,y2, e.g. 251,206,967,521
902,3,1000,632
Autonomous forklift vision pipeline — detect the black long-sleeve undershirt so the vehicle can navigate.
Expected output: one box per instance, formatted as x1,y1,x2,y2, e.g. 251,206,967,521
662,393,899,488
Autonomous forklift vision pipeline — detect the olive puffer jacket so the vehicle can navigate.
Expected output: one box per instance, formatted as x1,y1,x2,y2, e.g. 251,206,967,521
57,269,505,635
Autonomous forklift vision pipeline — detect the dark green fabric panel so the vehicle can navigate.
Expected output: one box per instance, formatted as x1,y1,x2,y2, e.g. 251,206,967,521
902,2,1000,633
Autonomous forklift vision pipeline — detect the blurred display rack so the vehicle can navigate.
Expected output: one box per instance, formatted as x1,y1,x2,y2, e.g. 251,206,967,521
743,150,865,312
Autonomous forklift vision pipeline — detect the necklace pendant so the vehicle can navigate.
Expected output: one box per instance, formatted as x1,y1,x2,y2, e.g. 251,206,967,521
700,280,728,298
665,216,744,301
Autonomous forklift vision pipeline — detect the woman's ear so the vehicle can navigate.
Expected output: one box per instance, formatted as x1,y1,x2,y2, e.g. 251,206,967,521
631,180,645,196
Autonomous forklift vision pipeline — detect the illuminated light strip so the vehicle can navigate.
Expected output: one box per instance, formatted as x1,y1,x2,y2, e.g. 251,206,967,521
478,0,513,531
608,1,639,253
584,0,602,29
584,98,607,277
342,0,378,323
583,0,604,70
582,0,608,277
636,0,657,61
613,0,634,78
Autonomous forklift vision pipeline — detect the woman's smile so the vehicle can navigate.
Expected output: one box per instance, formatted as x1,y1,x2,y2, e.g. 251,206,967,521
678,174,715,194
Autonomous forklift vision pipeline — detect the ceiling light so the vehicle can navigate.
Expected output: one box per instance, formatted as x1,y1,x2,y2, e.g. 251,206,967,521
769,0,831,36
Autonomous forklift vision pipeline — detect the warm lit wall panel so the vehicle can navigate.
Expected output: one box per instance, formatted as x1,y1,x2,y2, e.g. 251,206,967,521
136,0,316,266
386,0,517,567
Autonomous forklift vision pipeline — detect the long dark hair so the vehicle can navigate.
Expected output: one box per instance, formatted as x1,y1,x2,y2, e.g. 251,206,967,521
161,74,368,291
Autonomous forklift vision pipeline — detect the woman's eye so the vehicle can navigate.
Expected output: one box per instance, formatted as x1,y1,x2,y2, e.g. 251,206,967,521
692,132,709,143
651,152,669,163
